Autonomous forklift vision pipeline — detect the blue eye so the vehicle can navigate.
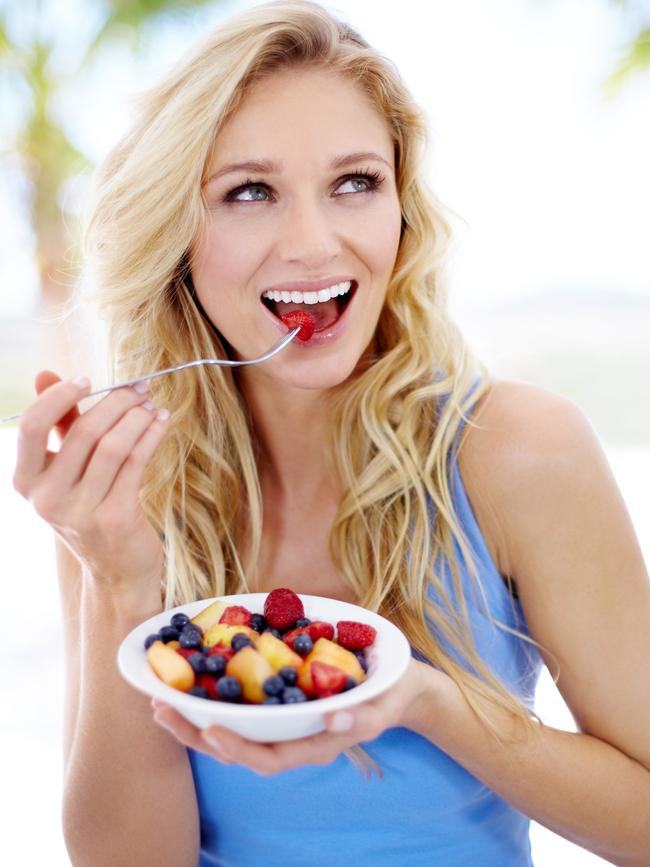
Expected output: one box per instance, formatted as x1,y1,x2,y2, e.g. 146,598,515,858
226,182,271,202
334,171,384,196
337,177,371,194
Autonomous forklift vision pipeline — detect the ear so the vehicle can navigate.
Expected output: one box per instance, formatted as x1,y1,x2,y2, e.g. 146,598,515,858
35,370,82,441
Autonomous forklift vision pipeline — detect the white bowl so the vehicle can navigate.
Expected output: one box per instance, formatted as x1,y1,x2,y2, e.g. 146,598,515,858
117,593,411,742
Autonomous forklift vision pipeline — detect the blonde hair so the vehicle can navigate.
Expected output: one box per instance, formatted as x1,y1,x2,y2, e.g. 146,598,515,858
85,0,540,758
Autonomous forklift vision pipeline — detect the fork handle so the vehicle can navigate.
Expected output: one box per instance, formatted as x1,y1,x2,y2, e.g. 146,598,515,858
0,328,300,424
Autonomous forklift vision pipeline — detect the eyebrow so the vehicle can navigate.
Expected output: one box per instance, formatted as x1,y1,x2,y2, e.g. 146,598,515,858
205,151,392,184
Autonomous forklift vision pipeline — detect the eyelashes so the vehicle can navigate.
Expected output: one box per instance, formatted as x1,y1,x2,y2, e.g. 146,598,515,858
222,168,386,203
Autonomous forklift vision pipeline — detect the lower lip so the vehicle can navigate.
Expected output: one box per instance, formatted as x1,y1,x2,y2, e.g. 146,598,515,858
260,285,357,347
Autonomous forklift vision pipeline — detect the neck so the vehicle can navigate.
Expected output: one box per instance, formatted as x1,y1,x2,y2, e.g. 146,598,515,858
236,371,339,506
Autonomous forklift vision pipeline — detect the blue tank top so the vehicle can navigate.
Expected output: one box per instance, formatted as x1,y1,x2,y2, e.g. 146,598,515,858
188,416,543,867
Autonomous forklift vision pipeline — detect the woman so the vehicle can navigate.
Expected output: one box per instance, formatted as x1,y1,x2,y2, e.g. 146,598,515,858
12,2,650,865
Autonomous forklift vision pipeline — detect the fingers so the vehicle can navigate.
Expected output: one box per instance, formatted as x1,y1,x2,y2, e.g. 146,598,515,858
14,376,92,489
34,384,156,499
74,400,168,509
35,370,82,441
151,698,388,776
98,407,170,507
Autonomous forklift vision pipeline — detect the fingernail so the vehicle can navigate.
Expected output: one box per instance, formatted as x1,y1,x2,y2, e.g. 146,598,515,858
72,376,90,389
329,711,354,733
133,380,150,394
142,400,155,411
156,408,170,422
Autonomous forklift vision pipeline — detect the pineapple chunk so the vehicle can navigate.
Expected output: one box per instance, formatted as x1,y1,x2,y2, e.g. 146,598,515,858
190,600,228,632
203,622,257,648
254,631,303,672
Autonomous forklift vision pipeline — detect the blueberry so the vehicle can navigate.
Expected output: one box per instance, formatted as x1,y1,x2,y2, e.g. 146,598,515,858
217,676,242,702
342,676,358,691
231,633,253,652
262,675,285,697
295,617,311,628
353,650,369,673
143,633,159,650
170,612,190,630
189,686,210,699
181,622,203,638
278,667,298,686
179,629,203,650
263,696,283,705
282,686,307,704
187,653,207,675
204,655,226,677
159,625,180,643
265,628,283,640
250,613,267,633
293,634,313,656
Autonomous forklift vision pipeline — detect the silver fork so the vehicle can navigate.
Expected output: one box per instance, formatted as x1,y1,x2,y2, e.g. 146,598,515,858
0,327,300,425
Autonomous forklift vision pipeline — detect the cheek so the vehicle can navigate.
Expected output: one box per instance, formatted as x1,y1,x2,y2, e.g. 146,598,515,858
360,204,402,277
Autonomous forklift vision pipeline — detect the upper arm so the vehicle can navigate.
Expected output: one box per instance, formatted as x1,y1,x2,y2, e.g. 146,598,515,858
56,535,83,767
462,380,650,769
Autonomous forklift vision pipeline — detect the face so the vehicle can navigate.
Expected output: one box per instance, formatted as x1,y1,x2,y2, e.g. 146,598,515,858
192,67,402,392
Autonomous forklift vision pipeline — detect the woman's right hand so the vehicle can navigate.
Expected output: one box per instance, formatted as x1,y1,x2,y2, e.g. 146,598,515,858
12,370,170,601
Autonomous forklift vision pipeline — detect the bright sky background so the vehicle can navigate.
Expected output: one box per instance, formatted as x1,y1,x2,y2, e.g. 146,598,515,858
1,0,649,318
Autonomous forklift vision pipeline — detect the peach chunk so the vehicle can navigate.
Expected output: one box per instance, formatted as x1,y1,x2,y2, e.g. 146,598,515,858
298,637,366,696
226,646,275,704
147,640,195,691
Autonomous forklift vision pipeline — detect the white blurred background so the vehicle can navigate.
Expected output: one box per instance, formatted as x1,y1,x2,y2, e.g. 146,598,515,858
1,0,648,864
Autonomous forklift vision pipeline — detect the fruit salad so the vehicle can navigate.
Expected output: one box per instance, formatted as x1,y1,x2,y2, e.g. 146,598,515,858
144,588,377,705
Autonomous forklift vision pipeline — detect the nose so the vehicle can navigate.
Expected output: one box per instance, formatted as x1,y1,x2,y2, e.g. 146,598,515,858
276,196,342,271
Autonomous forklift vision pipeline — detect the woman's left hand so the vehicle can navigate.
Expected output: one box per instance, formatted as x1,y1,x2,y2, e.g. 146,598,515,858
151,657,432,776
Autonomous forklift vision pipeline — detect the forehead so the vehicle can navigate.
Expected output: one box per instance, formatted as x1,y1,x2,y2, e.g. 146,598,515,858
209,68,394,167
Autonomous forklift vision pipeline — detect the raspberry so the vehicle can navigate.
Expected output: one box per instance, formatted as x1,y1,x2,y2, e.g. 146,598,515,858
336,620,377,650
263,588,304,631
280,311,315,342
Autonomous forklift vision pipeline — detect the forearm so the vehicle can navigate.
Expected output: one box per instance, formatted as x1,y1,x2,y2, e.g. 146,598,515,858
63,582,199,867
411,668,650,867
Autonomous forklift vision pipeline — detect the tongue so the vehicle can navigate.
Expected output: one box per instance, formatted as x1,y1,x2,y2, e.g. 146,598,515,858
274,299,339,331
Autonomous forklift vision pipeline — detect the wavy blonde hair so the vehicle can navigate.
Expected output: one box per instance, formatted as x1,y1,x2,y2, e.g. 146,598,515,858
85,0,540,760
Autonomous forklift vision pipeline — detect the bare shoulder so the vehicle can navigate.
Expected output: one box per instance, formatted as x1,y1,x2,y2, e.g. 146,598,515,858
461,378,602,484
458,378,608,576
461,379,650,766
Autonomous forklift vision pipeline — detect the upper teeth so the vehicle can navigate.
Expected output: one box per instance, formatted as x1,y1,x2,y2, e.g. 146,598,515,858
262,280,352,305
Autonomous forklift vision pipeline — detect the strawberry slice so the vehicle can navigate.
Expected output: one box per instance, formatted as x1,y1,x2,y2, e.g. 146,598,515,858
206,643,234,662
307,620,335,642
197,674,219,699
311,660,348,697
280,311,315,342
336,620,377,650
283,626,311,650
218,605,253,627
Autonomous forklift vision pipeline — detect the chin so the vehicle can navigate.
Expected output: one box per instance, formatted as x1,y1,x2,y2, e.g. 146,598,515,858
277,352,361,392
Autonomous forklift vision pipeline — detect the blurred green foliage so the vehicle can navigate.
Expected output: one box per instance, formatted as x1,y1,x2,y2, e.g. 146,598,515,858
0,0,219,306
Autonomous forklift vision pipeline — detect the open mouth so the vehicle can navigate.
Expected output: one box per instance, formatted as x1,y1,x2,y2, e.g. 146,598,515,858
261,280,357,334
